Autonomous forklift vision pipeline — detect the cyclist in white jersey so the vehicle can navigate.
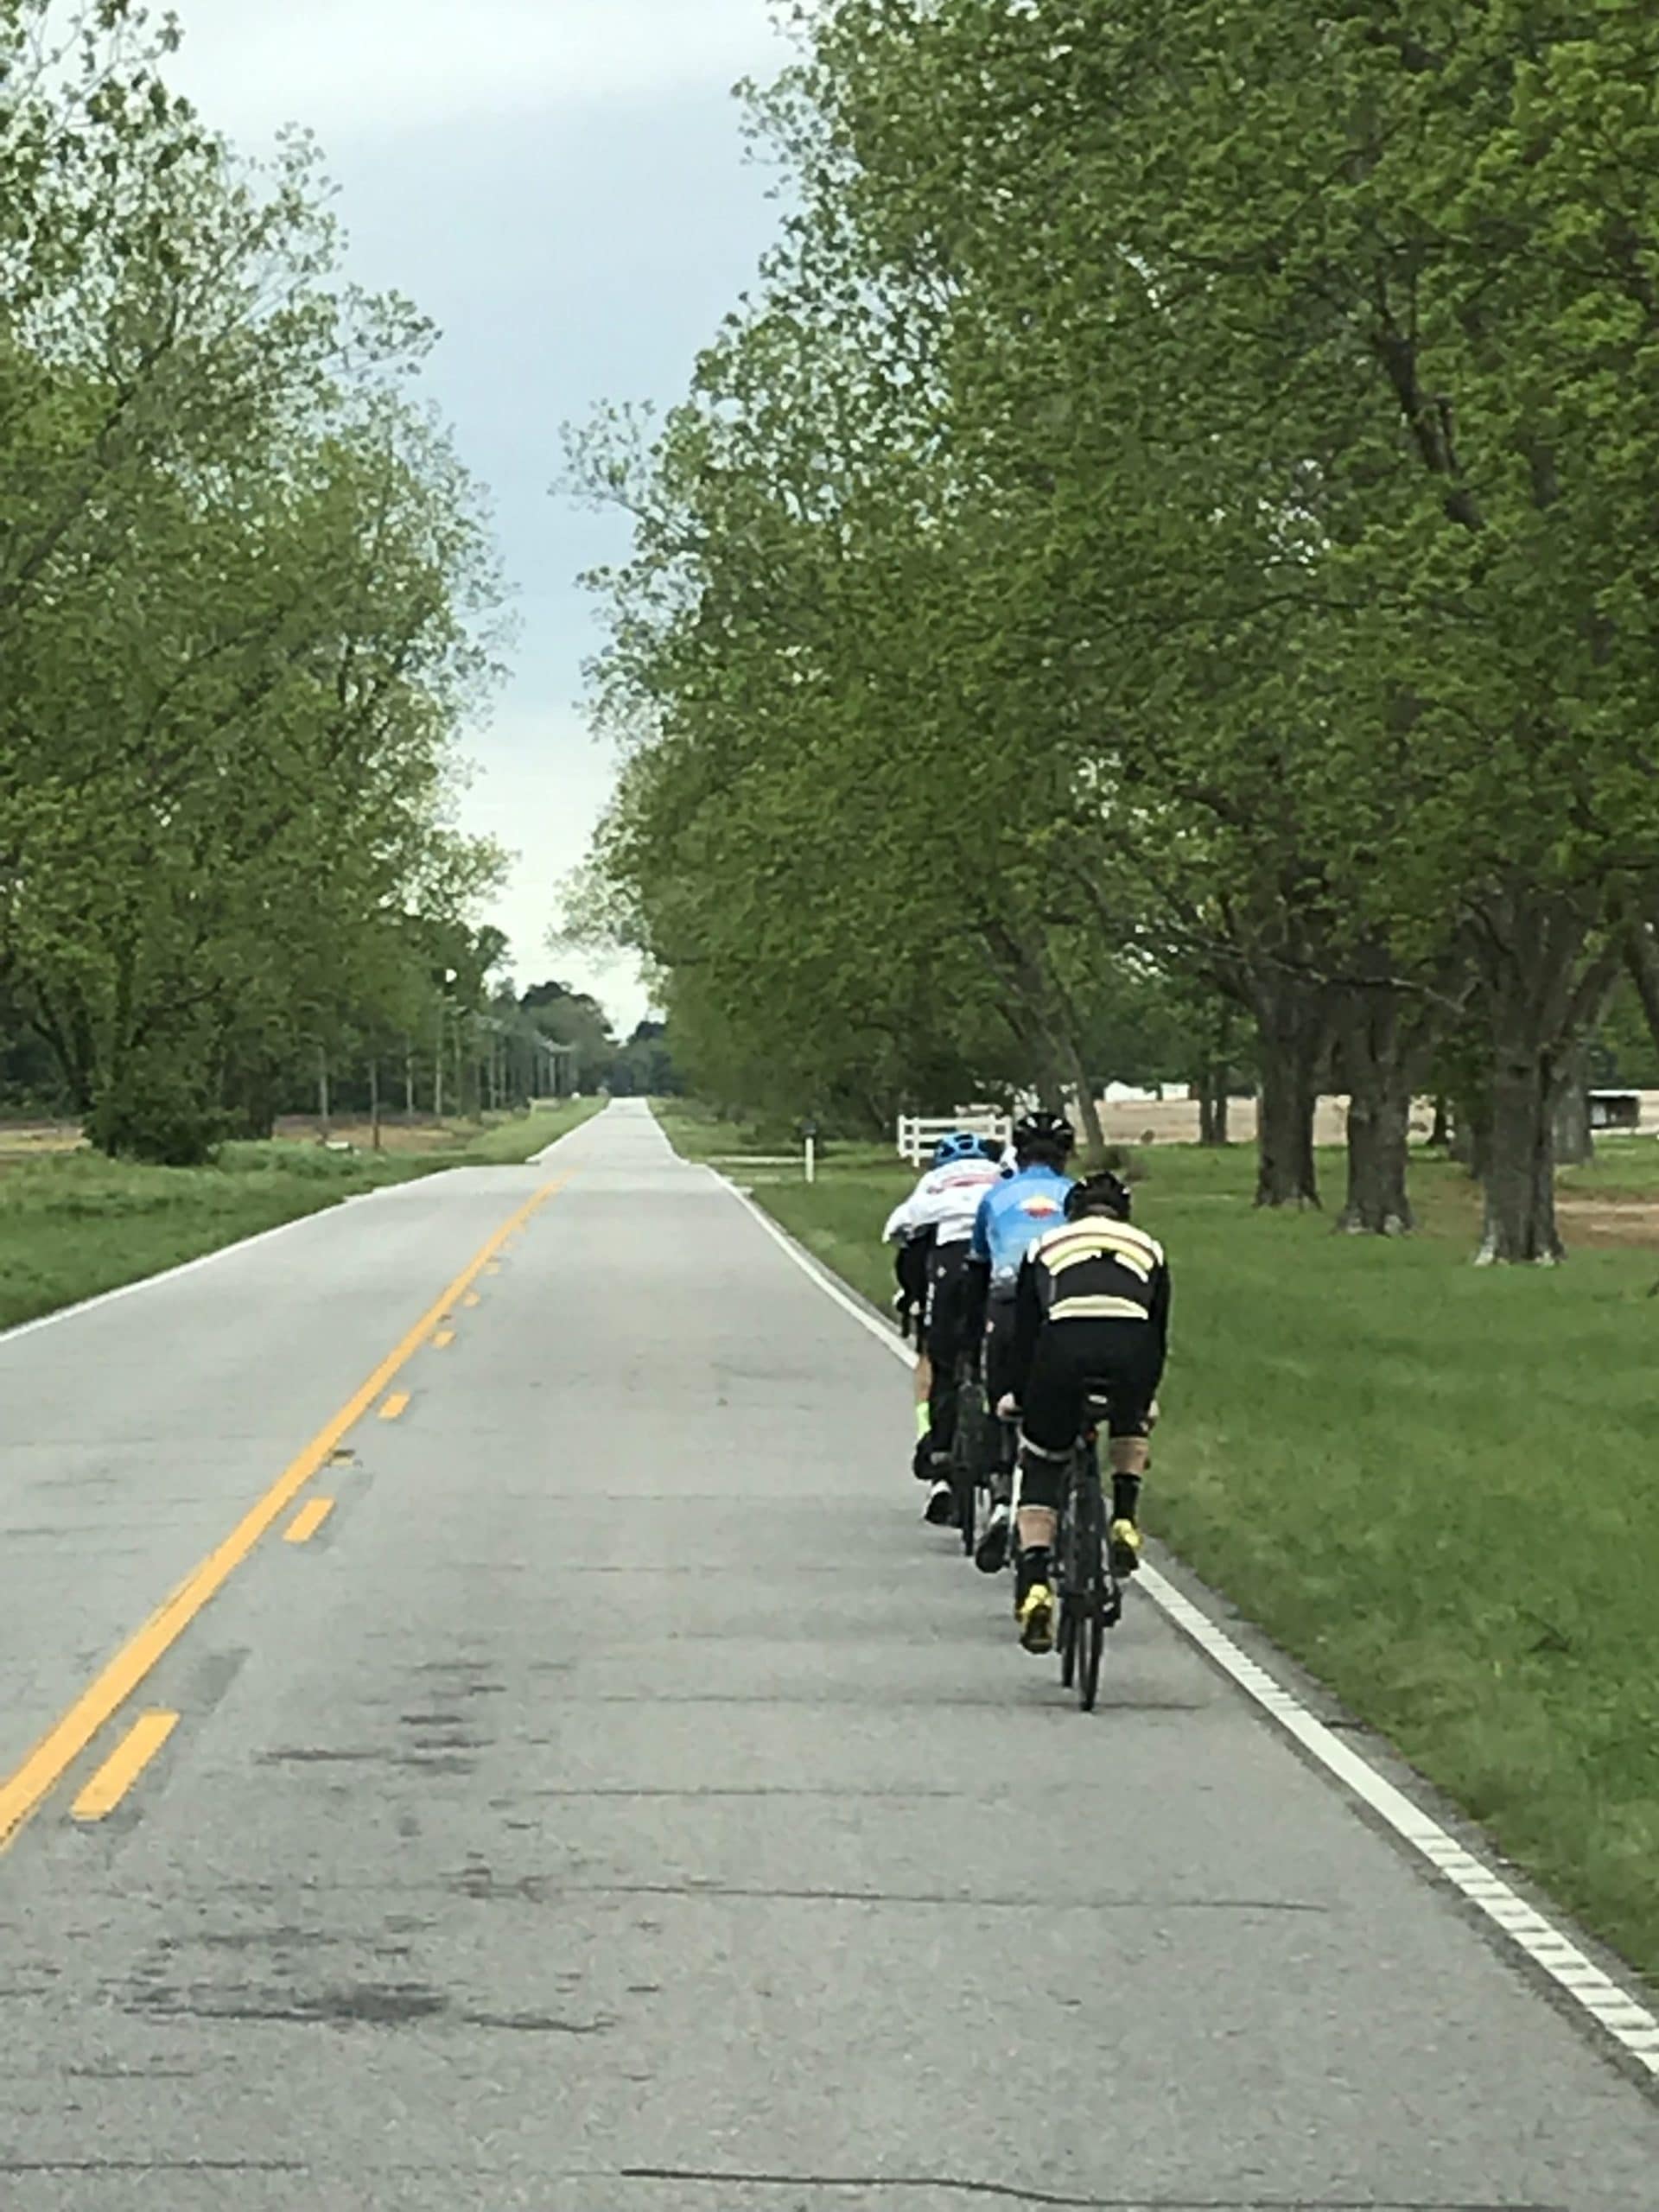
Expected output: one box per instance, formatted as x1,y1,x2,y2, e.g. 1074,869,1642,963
883,1132,1006,1524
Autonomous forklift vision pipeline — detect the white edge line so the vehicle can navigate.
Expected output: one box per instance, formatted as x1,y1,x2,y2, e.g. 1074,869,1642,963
0,1109,599,1356
714,1166,1659,2082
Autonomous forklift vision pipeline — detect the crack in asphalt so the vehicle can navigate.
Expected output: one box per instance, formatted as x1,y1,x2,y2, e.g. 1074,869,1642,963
615,2178,1563,2212
445,1876,1327,1912
0,2164,1566,2205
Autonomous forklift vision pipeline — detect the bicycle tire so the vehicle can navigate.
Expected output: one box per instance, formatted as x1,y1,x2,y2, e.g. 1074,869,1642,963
1055,1465,1078,1686
1076,1447,1107,1713
952,1372,983,1556
1058,1582,1079,1688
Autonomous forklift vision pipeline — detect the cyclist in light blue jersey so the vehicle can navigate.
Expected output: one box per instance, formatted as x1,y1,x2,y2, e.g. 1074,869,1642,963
964,1109,1076,1573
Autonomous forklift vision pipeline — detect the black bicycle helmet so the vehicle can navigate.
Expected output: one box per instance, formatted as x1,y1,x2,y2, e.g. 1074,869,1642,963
1010,1109,1076,1160
1065,1170,1133,1223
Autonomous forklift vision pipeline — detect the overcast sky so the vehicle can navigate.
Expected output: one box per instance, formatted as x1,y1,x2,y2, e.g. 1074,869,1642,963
165,0,794,1033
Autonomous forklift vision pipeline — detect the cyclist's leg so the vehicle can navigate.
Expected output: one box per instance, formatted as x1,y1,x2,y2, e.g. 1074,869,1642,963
1095,1323,1164,1573
923,1244,969,1456
1010,1328,1084,1651
918,1245,969,1522
896,1242,933,1464
1015,1332,1079,1556
983,1294,1020,1497
974,1294,1020,1573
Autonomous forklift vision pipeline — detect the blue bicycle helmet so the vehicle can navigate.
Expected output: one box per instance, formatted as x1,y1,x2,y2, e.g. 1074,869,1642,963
931,1130,982,1167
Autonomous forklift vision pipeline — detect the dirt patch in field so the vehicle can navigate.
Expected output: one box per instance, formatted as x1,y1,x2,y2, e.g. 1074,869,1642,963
1554,1197,1659,1249
1096,1096,1420,1148
271,1116,473,1157
0,1122,85,1161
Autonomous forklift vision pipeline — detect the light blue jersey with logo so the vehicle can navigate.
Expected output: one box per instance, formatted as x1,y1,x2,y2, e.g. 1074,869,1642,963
970,1164,1075,1292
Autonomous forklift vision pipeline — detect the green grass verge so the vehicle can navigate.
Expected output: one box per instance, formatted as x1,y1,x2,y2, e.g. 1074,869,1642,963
0,1101,601,1333
656,1106,1659,1986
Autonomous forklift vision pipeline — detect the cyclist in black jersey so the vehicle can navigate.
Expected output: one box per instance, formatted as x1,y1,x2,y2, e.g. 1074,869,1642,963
1001,1170,1171,1655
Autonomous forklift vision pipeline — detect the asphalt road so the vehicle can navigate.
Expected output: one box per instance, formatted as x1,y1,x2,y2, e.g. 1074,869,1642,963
1,1098,1655,2209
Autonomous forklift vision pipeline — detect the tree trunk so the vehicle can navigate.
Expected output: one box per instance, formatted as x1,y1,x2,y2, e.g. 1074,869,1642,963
369,1057,383,1152
1197,1058,1232,1145
1624,918,1659,1056
1428,1095,1451,1149
1471,887,1619,1263
1479,1047,1561,1264
1255,1052,1319,1206
1251,976,1326,1207
1198,1076,1222,1147
1450,1093,1489,1177
317,1047,331,1138
404,1037,416,1118
456,1019,474,1119
433,1007,445,1119
1551,1045,1592,1167
1058,1032,1107,1160
1341,1084,1414,1233
1332,982,1416,1234
1197,1002,1234,1147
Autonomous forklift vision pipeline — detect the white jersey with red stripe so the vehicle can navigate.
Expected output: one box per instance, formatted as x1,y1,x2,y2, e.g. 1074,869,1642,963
883,1158,1006,1248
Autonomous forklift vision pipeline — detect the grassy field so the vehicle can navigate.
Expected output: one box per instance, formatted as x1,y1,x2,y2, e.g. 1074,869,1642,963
0,1101,601,1333
658,1106,1659,1986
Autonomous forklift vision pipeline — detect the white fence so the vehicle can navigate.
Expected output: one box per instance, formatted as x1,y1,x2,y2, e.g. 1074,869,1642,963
896,1110,1014,1166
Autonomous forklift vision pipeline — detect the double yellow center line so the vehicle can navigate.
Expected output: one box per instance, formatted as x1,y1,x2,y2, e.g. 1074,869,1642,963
0,1175,567,1853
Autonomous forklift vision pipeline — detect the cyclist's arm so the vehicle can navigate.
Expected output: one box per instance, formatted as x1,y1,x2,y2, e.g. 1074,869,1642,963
1008,1255,1042,1402
1148,1265,1172,1376
969,1189,993,1266
883,1181,927,1243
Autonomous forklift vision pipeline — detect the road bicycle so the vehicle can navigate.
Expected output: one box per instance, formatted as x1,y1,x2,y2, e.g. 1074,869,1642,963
1054,1391,1124,1713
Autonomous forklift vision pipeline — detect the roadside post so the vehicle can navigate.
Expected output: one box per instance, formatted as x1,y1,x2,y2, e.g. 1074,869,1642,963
804,1118,819,1185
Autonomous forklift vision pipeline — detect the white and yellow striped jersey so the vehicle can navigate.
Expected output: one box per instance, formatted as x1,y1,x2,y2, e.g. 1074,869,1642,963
1022,1215,1169,1332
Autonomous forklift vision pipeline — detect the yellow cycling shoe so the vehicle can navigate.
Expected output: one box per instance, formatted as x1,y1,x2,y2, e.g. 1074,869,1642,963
1018,1582,1056,1655
1109,1518,1143,1577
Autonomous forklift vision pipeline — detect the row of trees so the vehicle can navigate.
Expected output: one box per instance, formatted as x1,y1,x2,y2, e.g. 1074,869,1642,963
0,1,511,1161
573,0,1659,1261
1,931,681,1125
289,980,679,1132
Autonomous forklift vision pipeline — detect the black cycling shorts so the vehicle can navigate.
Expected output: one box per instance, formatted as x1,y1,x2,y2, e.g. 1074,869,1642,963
924,1240,977,1372
1021,1319,1163,1458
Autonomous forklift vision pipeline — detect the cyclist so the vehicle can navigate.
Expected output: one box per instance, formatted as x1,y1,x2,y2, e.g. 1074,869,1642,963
1001,1169,1171,1655
883,1132,1007,1522
964,1109,1077,1573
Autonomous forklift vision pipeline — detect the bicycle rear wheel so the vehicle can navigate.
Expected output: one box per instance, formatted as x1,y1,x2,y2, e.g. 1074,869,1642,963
1052,1466,1077,1686
1074,1452,1108,1713
951,1372,984,1556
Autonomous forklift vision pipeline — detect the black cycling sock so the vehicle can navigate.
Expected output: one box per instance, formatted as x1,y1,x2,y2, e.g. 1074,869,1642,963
1113,1474,1143,1524
1017,1545,1052,1595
